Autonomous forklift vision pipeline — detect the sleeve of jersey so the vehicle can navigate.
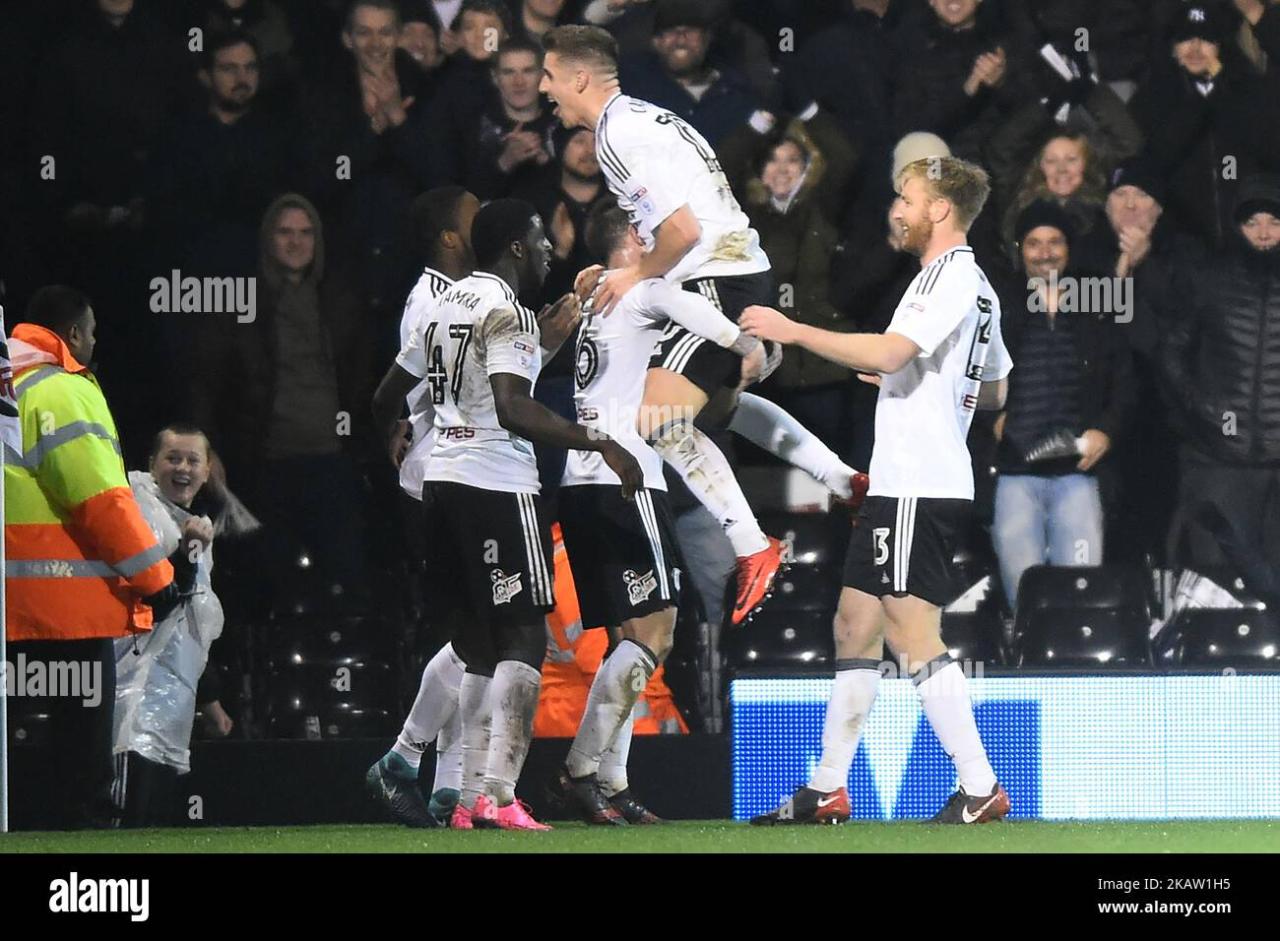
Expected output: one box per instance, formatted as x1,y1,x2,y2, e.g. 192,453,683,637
35,378,174,597
480,305,540,380
887,264,975,358
610,137,686,231
633,279,740,348
394,319,429,379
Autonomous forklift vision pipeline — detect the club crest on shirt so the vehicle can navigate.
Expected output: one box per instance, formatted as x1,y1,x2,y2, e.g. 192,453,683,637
623,569,658,606
491,568,523,605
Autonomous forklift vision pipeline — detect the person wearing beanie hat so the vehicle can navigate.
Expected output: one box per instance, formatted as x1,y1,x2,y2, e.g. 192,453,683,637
1014,198,1078,249
1233,172,1280,232
1161,170,1280,572
991,198,1136,611
617,0,762,148
398,0,445,72
1130,0,1280,250
891,131,951,182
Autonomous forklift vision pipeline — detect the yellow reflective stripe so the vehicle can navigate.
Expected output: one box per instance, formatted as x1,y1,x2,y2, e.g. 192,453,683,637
10,420,121,469
14,366,63,397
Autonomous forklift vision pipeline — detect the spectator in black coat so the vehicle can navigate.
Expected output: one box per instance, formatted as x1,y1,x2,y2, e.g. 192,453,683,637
1130,2,1280,250
429,0,513,183
785,0,911,231
991,200,1137,608
464,38,557,200
890,0,1023,165
31,0,188,457
1161,175,1280,570
620,0,761,148
149,31,294,281
518,125,607,306
304,0,438,331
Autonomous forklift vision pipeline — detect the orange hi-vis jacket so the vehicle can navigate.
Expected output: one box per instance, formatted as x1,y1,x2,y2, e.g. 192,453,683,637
534,524,689,737
3,324,173,641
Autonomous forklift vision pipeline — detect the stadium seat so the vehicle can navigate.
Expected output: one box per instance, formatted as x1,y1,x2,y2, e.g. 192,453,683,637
757,511,847,568
940,609,1007,666
264,614,395,668
766,565,841,611
1157,608,1280,668
1015,564,1154,615
267,703,396,739
1016,607,1152,667
724,608,834,670
4,701,52,749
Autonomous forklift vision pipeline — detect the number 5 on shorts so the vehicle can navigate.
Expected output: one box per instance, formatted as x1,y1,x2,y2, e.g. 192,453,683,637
873,527,890,566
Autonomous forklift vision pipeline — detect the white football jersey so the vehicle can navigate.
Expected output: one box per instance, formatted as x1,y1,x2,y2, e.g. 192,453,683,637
396,266,455,499
595,93,769,283
397,271,543,494
564,278,744,490
870,246,1013,500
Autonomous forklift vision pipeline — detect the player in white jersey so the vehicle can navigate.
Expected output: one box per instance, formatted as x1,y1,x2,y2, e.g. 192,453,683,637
539,25,864,626
376,198,642,832
741,158,1016,825
550,201,771,824
366,187,481,829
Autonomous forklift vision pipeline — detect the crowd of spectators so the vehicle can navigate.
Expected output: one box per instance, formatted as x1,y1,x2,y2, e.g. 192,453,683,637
3,0,1280,628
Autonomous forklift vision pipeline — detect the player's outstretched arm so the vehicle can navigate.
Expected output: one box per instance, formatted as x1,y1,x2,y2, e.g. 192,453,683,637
371,362,422,467
739,304,919,374
490,373,643,499
594,205,701,315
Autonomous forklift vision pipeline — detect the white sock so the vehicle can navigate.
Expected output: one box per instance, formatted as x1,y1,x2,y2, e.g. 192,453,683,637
915,658,997,796
458,672,493,808
392,642,464,769
650,419,768,556
432,707,463,793
483,660,543,806
809,660,881,793
597,707,635,797
565,640,656,779
731,393,857,499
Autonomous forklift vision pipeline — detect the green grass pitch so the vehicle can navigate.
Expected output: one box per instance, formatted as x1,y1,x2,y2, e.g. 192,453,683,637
2,820,1277,853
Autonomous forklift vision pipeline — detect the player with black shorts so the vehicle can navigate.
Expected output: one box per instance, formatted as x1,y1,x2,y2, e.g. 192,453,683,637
549,199,787,823
540,26,866,626
381,198,641,831
741,157,1015,825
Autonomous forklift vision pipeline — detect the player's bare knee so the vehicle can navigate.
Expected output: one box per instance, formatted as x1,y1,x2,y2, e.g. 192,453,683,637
624,608,676,663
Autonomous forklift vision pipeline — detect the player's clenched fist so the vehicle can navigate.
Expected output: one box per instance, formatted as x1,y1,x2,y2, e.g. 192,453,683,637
739,304,801,345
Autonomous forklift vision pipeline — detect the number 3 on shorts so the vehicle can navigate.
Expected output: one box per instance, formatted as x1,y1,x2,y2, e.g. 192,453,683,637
872,527,891,566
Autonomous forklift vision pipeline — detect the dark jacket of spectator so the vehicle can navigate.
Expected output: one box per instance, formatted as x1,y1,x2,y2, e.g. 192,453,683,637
465,101,560,201
146,99,296,279
1160,185,1280,465
995,273,1138,475
429,51,500,184
890,9,1024,164
1130,59,1279,250
620,53,759,149
720,110,859,388
303,47,437,318
33,3,186,213
785,1,903,166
